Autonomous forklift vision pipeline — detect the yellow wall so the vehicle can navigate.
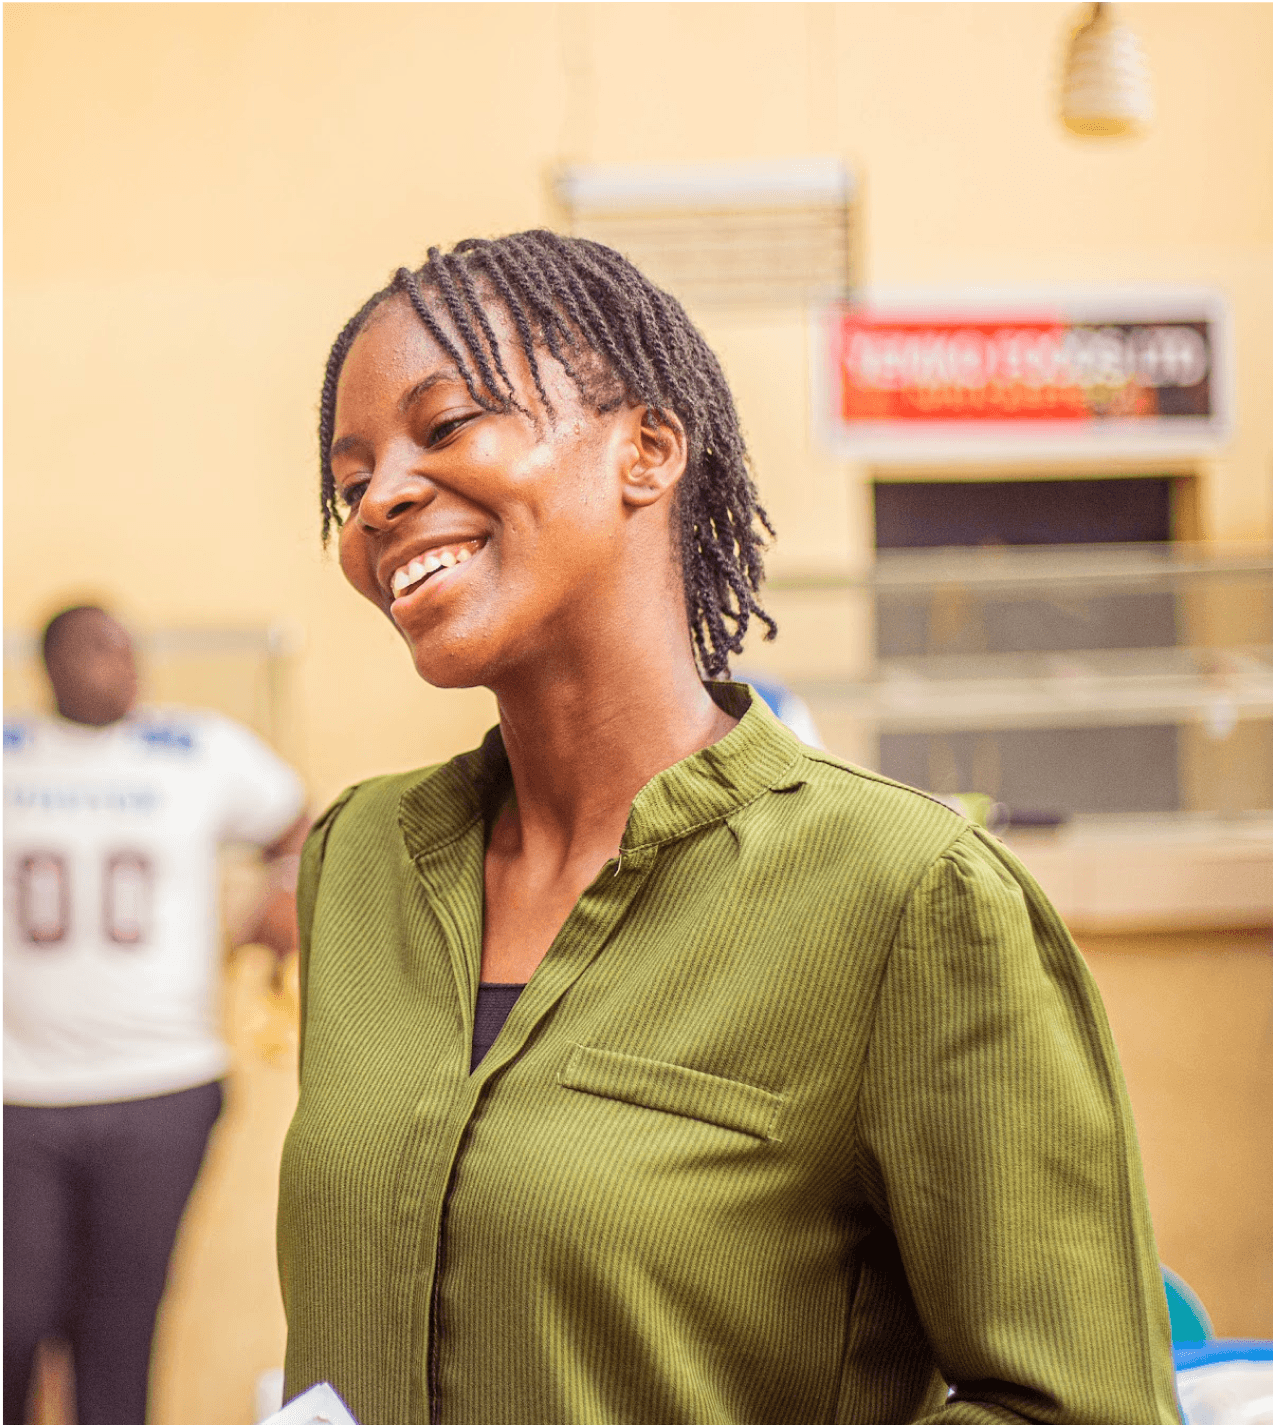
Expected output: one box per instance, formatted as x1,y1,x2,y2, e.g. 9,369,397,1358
7,2,1272,804
1079,933,1273,1343
6,7,1273,1419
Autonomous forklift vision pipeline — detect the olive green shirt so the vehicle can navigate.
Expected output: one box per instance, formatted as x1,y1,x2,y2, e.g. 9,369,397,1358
278,683,1180,1425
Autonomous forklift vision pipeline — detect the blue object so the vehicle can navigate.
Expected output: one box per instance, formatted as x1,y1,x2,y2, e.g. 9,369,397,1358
135,721,196,753
1163,1265,1214,1345
739,674,824,749
1161,1267,1273,1394
1174,1339,1273,1372
744,675,791,721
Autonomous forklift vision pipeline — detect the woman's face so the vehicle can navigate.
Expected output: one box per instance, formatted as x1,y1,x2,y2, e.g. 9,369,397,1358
331,295,674,690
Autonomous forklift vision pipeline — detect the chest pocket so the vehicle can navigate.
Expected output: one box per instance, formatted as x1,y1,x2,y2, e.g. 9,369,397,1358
560,1044,786,1142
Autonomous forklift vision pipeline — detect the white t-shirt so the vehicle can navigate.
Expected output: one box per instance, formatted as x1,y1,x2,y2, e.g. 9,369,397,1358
3,707,305,1106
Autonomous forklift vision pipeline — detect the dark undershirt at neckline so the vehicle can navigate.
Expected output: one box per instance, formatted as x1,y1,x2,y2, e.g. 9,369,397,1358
470,983,527,1072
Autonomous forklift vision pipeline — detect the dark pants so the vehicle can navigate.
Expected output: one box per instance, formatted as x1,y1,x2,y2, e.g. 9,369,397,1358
4,1080,224,1425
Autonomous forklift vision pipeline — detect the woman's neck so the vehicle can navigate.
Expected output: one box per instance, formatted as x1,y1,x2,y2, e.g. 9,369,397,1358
491,633,735,872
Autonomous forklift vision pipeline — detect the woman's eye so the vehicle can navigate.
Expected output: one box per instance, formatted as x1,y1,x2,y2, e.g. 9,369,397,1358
427,414,475,447
337,480,368,512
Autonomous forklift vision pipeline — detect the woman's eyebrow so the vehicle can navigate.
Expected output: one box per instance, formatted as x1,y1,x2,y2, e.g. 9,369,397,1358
398,367,465,414
330,433,366,460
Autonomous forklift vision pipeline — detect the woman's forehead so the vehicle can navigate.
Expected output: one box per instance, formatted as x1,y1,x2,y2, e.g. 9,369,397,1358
352,295,459,378
338,289,576,418
336,298,472,417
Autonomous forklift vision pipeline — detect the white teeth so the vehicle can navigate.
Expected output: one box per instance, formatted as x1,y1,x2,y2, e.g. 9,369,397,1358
391,559,426,596
390,542,481,598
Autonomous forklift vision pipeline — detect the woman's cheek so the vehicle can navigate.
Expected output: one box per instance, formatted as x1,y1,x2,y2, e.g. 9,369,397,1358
338,527,383,610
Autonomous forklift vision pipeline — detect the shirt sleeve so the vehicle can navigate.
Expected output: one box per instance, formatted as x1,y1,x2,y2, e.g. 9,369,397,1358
204,714,306,846
292,782,359,1082
857,826,1181,1425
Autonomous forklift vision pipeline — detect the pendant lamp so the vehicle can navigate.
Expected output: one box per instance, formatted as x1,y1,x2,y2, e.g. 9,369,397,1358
1061,2,1153,137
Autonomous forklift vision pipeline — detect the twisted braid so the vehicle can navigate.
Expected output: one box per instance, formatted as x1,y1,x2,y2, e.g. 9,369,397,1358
318,290,393,543
418,250,515,412
317,230,776,676
450,239,562,415
393,268,501,414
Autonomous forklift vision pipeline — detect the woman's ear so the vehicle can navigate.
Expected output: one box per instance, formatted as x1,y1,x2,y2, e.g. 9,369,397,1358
619,407,688,509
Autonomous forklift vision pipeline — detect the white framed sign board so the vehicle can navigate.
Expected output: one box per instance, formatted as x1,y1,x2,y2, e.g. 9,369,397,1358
813,287,1234,464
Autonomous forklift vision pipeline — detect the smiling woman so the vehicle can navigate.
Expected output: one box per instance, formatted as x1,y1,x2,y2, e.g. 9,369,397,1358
320,233,775,685
276,232,1180,1425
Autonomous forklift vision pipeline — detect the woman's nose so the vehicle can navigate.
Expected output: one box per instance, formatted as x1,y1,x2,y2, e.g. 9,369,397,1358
356,457,435,531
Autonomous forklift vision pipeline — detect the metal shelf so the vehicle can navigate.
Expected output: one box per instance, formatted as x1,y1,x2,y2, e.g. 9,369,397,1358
793,645,1273,733
768,542,1273,597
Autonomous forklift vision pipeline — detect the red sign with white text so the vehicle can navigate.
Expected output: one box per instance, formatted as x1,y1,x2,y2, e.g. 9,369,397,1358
831,314,1215,425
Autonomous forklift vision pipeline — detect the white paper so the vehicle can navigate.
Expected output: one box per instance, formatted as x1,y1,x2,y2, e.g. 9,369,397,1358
257,1382,361,1425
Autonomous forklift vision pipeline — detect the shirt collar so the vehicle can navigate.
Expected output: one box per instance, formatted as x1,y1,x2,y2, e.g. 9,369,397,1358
398,681,807,862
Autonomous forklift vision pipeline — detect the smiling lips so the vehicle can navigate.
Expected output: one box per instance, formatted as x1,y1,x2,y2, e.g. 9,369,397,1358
389,539,484,600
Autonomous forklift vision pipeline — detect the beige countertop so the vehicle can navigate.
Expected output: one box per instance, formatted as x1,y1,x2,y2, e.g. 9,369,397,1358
1004,813,1273,934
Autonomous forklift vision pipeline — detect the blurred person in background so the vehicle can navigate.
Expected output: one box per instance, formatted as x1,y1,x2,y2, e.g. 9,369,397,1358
3,604,309,1425
278,232,1179,1425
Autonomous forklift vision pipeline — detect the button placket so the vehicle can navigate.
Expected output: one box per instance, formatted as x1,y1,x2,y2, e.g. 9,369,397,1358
407,843,659,1425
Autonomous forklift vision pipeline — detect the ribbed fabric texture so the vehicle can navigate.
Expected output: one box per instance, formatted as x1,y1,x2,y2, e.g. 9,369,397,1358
277,683,1180,1425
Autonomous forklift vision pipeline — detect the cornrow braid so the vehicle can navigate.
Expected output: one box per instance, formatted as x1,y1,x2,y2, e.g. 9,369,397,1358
317,230,777,677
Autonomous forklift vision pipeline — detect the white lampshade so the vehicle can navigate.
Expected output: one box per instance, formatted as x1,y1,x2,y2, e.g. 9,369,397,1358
1061,2,1153,137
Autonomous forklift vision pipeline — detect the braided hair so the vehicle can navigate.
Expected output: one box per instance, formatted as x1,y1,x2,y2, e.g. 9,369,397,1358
318,230,776,677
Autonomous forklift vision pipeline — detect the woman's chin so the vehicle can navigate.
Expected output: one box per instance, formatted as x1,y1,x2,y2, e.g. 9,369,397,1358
405,638,494,692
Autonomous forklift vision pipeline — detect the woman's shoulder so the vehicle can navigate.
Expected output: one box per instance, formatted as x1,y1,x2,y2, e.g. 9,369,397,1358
783,745,968,843
731,743,981,905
